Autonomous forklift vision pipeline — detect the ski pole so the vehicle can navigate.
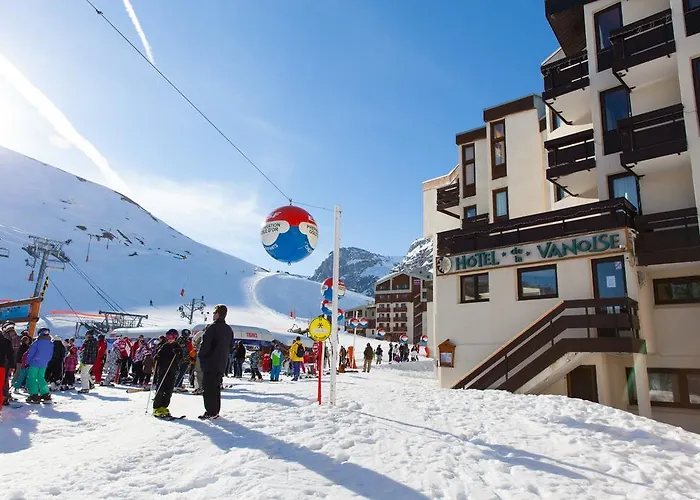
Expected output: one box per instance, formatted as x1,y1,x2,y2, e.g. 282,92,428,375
144,359,158,414
147,356,176,414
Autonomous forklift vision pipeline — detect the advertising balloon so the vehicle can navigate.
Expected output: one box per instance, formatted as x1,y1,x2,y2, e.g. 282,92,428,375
321,300,332,316
261,206,318,264
399,333,409,343
321,277,346,301
376,327,385,339
349,317,359,329
420,335,428,345
358,318,369,328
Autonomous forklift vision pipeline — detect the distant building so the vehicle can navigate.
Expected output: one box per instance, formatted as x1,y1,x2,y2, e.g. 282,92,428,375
374,270,432,343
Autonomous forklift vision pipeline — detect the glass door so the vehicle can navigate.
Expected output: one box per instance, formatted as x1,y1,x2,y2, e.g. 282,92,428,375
592,256,628,337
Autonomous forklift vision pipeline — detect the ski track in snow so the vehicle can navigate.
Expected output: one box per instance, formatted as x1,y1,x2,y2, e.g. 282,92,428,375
2,361,700,500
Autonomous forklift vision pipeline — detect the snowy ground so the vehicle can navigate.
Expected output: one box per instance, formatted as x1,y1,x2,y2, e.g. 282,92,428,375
3,361,700,500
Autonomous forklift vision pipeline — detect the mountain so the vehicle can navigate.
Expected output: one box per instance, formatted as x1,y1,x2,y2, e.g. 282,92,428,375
310,247,401,296
391,237,433,276
0,146,369,332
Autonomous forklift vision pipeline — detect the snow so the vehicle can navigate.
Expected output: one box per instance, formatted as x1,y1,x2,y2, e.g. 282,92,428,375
3,360,700,499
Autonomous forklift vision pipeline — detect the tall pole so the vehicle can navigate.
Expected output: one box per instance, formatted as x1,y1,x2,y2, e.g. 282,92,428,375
33,251,49,298
329,205,341,406
189,298,195,324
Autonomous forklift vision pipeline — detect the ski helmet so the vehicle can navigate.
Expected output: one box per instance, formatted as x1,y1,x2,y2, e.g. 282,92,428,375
181,329,191,337
37,328,51,337
165,329,178,340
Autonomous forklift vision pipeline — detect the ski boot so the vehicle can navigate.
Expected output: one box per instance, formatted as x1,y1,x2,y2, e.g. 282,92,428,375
26,395,41,404
40,393,52,402
153,407,172,418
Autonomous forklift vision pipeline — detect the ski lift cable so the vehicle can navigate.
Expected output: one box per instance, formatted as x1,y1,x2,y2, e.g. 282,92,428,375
67,260,124,312
48,277,84,323
81,0,333,213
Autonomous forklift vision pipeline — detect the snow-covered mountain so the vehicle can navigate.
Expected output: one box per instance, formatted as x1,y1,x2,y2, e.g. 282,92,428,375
310,247,401,296
0,147,368,330
391,237,433,276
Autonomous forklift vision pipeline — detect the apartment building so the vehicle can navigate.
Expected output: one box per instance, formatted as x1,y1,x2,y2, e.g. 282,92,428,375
423,0,700,433
344,303,376,337
374,271,432,343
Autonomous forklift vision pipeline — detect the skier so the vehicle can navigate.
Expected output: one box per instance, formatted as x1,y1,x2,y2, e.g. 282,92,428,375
102,339,121,386
2,323,20,404
339,345,347,368
79,330,98,393
152,329,183,418
363,343,374,373
249,348,262,381
233,341,246,378
25,328,54,403
191,329,205,395
0,327,14,409
388,343,394,364
46,336,64,391
93,334,107,385
61,347,78,390
173,329,193,392
198,304,233,420
11,336,30,393
289,337,305,381
375,345,383,365
270,345,282,382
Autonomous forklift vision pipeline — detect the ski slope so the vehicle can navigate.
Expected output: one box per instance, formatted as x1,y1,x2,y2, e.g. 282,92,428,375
2,361,699,499
0,147,369,333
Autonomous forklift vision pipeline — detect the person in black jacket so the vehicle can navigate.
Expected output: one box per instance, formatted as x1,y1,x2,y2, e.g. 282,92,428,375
197,304,234,420
0,331,15,409
152,329,183,418
79,330,98,394
233,341,246,378
45,338,64,390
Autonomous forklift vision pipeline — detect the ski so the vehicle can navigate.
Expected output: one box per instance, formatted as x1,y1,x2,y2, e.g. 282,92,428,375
154,415,186,421
126,388,151,393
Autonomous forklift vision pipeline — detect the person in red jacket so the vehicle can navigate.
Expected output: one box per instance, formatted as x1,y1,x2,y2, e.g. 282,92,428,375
93,334,107,384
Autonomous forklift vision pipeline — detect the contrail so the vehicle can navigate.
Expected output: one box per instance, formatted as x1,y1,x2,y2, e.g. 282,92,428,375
0,52,131,196
122,0,155,65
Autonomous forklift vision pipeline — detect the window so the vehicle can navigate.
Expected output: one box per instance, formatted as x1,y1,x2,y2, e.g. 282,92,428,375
555,185,569,202
608,173,641,214
601,86,631,133
491,120,507,179
653,276,700,305
464,205,477,220
460,273,489,303
462,144,476,197
687,0,700,10
518,265,558,300
492,188,508,221
627,368,700,408
550,109,563,131
594,4,622,71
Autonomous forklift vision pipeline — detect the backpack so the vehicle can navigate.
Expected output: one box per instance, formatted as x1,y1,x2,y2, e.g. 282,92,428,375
296,343,305,358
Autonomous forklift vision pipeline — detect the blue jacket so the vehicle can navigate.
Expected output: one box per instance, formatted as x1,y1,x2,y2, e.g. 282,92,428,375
25,336,55,368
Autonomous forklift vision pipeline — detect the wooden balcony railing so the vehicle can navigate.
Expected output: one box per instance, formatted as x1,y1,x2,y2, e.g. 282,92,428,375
610,9,675,72
541,50,589,100
437,183,459,211
453,297,642,391
544,128,595,180
635,207,700,265
685,2,700,37
618,104,687,167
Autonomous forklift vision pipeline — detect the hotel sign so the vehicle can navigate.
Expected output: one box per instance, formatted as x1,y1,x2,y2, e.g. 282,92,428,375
436,231,626,275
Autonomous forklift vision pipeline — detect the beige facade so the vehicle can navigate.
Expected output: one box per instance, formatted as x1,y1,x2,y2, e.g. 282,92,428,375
424,0,700,433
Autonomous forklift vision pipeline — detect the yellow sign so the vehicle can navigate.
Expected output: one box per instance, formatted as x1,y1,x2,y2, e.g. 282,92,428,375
309,316,332,342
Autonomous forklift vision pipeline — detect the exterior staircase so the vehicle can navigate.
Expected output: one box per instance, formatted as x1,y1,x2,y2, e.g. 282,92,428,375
453,297,646,392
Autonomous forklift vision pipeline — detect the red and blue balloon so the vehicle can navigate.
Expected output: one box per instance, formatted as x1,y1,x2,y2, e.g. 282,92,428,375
261,206,318,264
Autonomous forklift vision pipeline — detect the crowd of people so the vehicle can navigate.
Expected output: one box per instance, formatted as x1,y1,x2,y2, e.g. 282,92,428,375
0,307,424,418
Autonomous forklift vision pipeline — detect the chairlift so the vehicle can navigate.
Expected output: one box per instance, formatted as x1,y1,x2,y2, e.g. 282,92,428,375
0,247,8,258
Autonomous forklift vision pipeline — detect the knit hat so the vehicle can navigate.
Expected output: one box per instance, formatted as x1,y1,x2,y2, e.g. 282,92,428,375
165,329,178,340
2,322,15,333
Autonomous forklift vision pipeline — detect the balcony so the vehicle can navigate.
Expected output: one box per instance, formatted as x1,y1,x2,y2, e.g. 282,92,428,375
635,208,700,266
461,213,489,231
542,50,589,100
438,198,636,256
436,183,459,219
685,1,700,37
541,50,590,125
618,104,687,168
610,9,676,91
544,129,595,195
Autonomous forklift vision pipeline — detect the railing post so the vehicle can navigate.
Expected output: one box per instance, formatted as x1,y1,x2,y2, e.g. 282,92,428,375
550,319,554,347
505,352,508,381
586,306,591,338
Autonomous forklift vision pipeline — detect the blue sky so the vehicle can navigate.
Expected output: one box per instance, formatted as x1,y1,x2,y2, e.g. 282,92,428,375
0,1,558,275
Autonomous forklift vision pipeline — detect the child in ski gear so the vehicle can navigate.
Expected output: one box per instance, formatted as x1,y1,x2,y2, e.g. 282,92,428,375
12,336,30,392
79,330,98,393
142,351,154,387
270,346,282,382
290,337,305,381
249,350,262,381
153,329,183,418
191,329,205,395
25,328,54,403
102,341,122,386
174,329,193,391
375,345,383,365
46,337,65,391
93,334,107,384
339,346,347,368
61,347,78,390
131,340,151,386
363,343,374,373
